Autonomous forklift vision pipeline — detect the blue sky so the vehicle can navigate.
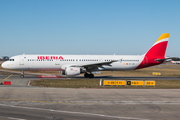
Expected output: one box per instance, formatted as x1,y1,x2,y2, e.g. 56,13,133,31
0,0,180,57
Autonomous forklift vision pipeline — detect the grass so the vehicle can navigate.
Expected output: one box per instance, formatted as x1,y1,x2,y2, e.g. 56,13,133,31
100,67,180,77
30,79,180,89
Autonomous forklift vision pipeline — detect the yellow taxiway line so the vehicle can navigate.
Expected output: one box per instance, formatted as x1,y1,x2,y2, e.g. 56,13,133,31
0,74,13,82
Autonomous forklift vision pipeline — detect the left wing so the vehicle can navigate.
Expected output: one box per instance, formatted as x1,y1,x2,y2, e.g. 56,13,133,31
70,60,118,68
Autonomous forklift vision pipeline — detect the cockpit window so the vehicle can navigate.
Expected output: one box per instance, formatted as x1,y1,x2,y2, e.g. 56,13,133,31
8,59,14,61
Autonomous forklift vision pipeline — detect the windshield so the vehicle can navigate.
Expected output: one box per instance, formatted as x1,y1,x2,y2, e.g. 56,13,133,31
8,59,14,61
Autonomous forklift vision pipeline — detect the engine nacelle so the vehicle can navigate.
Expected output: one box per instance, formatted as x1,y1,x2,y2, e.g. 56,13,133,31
62,67,81,76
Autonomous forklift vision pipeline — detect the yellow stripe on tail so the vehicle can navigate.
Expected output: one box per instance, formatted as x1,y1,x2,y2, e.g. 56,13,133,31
155,33,170,44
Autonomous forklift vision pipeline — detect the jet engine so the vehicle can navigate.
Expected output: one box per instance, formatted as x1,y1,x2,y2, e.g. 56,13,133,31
61,67,81,76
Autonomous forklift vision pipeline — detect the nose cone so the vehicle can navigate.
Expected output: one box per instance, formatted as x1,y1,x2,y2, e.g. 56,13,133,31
1,62,5,68
1,62,8,69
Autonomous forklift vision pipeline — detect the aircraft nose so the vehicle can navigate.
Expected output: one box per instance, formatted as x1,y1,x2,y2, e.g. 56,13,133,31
1,62,7,69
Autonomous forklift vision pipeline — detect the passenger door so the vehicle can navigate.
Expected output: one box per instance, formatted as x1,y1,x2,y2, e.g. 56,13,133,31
55,60,60,65
19,57,24,65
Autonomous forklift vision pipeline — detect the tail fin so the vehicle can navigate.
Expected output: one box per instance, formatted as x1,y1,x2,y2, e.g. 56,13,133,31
146,33,169,58
135,33,169,69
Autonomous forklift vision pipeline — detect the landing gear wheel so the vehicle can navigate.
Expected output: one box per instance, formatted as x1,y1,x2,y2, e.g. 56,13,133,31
20,75,24,78
89,74,94,78
84,73,89,78
20,70,24,78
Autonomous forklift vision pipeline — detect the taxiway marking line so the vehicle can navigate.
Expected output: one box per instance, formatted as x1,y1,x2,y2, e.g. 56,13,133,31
0,98,100,105
0,98,180,105
0,115,26,120
0,74,13,82
0,104,148,120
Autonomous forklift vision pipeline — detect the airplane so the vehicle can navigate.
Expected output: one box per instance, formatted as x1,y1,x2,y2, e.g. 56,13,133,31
1,33,171,78
171,60,180,64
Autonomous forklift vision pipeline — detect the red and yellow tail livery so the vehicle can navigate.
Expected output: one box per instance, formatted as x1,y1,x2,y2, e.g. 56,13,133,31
136,33,169,69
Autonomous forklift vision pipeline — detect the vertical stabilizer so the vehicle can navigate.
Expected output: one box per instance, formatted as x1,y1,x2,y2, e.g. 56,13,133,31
135,33,169,69
147,33,169,58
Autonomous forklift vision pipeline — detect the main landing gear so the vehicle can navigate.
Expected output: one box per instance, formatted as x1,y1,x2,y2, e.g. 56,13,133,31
20,70,24,78
84,73,94,78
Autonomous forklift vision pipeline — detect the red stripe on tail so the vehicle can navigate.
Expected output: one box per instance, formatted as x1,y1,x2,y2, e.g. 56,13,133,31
135,41,168,69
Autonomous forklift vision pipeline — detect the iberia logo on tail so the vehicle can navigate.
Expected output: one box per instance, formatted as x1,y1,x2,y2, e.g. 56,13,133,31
135,33,170,69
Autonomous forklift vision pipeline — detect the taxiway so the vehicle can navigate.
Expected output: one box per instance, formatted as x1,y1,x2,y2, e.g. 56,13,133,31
0,87,180,120
0,70,180,120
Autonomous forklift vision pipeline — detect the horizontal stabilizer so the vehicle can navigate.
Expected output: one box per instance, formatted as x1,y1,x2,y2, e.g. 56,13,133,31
156,57,179,62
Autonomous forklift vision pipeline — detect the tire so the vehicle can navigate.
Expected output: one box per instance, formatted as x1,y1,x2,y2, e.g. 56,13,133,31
84,73,89,78
20,75,24,78
89,74,94,78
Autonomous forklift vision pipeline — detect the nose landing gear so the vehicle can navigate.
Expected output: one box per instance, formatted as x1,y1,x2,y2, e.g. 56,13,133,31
20,70,24,78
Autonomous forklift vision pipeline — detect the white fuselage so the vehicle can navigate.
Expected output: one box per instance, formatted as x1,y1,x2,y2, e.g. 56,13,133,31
2,54,145,71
